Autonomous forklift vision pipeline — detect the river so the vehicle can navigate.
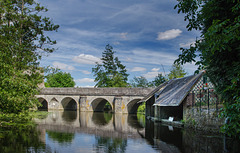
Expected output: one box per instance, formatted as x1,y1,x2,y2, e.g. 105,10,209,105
0,110,239,153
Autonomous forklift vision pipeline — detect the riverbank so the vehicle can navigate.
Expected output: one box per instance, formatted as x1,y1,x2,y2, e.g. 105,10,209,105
0,111,49,128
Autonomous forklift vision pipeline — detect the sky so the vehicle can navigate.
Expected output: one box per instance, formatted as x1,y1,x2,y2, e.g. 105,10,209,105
39,0,200,87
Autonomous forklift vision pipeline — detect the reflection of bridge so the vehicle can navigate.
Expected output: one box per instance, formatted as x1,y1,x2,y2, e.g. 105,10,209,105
35,111,145,139
36,87,153,113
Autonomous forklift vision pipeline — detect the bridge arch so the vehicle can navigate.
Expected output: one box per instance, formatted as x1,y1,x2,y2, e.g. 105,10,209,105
37,97,48,110
90,98,113,112
61,97,78,110
127,98,142,114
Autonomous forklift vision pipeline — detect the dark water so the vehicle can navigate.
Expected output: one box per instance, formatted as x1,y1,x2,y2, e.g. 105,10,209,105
0,111,239,153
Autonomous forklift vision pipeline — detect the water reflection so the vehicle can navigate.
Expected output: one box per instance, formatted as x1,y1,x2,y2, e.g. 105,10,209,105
0,126,45,152
127,114,145,130
1,111,239,152
47,131,75,145
92,112,112,126
94,136,127,153
62,111,77,123
145,120,183,152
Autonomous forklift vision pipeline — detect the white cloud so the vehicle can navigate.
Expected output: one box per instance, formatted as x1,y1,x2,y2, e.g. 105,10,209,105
52,61,75,71
179,40,196,48
143,68,161,79
120,32,128,39
131,49,177,65
73,54,101,65
113,41,120,45
81,70,91,74
151,68,160,72
131,67,146,72
75,78,95,83
157,29,182,40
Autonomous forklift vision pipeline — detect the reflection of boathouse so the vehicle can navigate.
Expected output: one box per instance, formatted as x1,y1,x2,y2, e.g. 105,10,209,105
143,71,218,124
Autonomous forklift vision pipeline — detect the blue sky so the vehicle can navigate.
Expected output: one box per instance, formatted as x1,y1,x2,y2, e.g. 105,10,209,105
39,0,200,87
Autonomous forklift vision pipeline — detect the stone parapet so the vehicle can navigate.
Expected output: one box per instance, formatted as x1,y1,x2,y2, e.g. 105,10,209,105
39,87,154,96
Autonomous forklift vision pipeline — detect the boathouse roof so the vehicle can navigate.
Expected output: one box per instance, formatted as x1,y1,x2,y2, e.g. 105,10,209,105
154,72,203,106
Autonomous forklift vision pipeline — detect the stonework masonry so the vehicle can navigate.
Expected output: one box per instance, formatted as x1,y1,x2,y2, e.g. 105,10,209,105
36,87,154,114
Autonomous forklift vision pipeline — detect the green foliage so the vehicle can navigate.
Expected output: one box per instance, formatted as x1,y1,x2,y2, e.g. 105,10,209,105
131,74,166,87
0,112,34,127
92,44,129,87
29,111,49,119
174,0,240,138
45,68,75,87
137,102,146,114
0,0,59,114
104,102,112,112
168,63,187,79
150,73,167,87
130,76,149,87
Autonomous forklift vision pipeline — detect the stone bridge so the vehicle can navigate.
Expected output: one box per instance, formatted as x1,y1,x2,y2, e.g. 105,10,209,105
36,87,153,114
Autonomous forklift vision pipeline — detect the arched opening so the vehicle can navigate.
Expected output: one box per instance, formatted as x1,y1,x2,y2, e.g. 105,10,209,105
61,97,77,111
127,99,142,114
91,98,112,112
38,98,48,111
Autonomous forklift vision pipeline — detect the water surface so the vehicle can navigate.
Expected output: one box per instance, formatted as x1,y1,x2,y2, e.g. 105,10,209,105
0,111,239,153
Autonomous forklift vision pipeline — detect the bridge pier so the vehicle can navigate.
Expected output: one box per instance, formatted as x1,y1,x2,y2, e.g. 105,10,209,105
79,96,89,111
114,97,124,113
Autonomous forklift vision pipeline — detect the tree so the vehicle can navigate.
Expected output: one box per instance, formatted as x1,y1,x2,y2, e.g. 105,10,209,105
130,76,149,87
45,68,75,87
92,44,129,87
174,0,240,138
150,73,167,87
168,63,186,79
0,0,59,114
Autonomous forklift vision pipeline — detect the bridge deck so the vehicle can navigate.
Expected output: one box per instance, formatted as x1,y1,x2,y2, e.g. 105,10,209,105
39,87,154,96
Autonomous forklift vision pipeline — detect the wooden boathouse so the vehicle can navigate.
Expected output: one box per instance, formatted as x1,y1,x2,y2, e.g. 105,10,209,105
142,71,218,126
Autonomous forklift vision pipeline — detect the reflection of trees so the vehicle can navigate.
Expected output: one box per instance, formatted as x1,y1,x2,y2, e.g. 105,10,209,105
0,126,46,152
94,136,127,153
92,112,112,126
127,114,145,130
137,113,145,128
47,131,75,145
62,111,77,122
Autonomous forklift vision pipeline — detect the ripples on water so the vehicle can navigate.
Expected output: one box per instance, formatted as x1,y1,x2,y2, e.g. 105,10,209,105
0,110,239,153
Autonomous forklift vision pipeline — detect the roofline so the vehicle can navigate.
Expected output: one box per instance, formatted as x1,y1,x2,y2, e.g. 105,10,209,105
153,72,204,107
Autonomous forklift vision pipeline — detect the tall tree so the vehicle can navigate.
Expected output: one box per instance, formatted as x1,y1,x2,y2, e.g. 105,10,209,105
130,76,149,87
168,63,186,79
92,44,129,87
45,67,75,87
174,0,240,138
0,0,59,113
150,73,166,87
